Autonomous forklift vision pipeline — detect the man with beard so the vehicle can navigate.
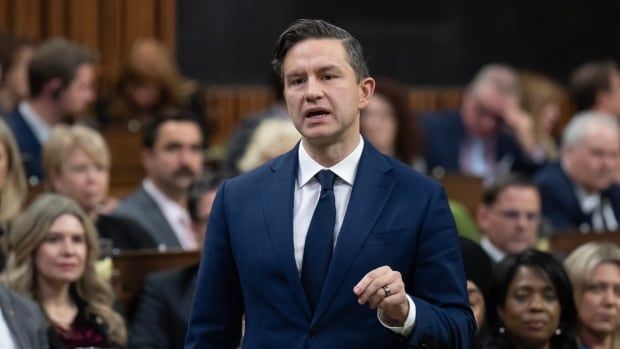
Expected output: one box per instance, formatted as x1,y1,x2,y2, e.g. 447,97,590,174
114,112,204,249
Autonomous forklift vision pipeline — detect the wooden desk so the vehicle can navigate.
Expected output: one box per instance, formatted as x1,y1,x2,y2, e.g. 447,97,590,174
112,249,201,316
548,230,620,256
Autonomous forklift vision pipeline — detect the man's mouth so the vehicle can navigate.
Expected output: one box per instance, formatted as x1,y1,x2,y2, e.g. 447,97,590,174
305,108,330,118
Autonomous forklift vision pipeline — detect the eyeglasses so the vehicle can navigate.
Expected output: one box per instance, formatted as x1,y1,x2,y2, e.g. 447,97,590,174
495,209,540,222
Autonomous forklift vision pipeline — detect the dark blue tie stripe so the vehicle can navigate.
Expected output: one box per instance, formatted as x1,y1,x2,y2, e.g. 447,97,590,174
301,169,336,311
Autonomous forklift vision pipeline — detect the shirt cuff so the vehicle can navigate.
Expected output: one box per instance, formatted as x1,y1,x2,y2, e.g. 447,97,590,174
377,294,416,337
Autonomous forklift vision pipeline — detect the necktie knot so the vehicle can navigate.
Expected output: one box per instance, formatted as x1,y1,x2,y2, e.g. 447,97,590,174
316,170,336,190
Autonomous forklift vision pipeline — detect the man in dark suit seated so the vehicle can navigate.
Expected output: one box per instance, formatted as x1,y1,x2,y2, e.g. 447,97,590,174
420,64,543,182
129,173,219,349
186,19,474,349
5,38,96,184
0,283,49,348
476,175,541,264
113,112,204,250
535,111,620,233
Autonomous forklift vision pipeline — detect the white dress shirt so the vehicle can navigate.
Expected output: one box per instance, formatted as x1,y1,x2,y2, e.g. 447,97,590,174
0,308,18,349
143,179,197,250
575,186,619,232
19,101,52,145
480,236,507,263
294,136,416,336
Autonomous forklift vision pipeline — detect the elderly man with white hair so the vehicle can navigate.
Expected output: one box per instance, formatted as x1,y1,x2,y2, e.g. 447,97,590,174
534,111,620,233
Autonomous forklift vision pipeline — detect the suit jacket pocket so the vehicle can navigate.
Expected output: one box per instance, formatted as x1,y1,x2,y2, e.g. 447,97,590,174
364,227,410,246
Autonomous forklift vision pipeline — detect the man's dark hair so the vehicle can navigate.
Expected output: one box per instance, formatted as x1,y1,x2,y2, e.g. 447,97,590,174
272,19,369,82
142,110,204,149
188,171,222,223
482,174,538,206
28,38,96,98
569,59,619,112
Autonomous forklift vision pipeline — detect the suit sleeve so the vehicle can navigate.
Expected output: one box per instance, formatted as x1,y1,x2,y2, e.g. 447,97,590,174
185,181,244,349
129,276,170,349
407,184,476,349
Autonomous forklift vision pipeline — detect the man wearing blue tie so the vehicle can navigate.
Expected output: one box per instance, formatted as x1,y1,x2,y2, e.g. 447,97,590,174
185,19,474,349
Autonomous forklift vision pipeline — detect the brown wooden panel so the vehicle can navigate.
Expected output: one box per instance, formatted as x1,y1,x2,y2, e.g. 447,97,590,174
46,0,67,37
549,230,620,256
68,0,99,50
113,249,200,316
98,0,125,94
102,127,145,193
12,0,42,39
0,0,10,33
436,174,483,215
158,0,176,50
408,88,439,112
124,0,157,47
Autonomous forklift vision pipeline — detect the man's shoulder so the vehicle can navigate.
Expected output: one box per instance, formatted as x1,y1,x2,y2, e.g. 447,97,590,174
534,163,565,185
0,284,43,322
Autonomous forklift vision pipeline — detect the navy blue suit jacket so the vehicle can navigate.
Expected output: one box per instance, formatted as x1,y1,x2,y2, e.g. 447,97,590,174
420,110,537,175
185,141,475,349
534,163,620,232
6,107,44,181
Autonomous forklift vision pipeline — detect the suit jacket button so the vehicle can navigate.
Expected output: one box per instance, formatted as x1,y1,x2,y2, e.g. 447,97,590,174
309,328,319,338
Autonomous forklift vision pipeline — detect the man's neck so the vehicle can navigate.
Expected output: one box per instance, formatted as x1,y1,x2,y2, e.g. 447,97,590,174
28,98,62,126
302,136,360,168
147,179,187,208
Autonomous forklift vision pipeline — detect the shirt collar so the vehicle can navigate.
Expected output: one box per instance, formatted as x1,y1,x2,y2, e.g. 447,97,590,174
19,101,52,144
142,179,189,221
297,136,364,188
575,185,602,214
480,236,507,263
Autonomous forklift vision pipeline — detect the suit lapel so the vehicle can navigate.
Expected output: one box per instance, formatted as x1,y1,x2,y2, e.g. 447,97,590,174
0,287,27,348
261,146,312,318
313,143,395,323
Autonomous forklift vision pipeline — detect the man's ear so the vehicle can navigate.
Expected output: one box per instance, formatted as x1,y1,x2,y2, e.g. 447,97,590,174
44,78,64,100
358,77,375,110
477,204,490,232
141,148,153,172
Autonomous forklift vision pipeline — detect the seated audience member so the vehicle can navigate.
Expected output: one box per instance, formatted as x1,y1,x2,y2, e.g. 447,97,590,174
6,38,96,184
0,119,28,269
420,64,542,182
570,60,620,117
130,172,220,349
480,249,578,349
114,112,204,250
100,39,206,137
477,175,541,263
223,73,289,178
0,283,49,348
564,242,620,349
0,34,32,116
361,77,422,168
459,237,493,331
2,194,126,348
520,71,565,161
43,124,156,251
237,117,300,173
535,112,620,233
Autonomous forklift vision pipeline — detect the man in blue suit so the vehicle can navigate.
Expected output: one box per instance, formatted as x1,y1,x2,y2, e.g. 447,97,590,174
6,38,96,183
186,19,474,349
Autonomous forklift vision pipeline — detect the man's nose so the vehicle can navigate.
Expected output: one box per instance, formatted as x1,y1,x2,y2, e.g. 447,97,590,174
305,77,323,101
